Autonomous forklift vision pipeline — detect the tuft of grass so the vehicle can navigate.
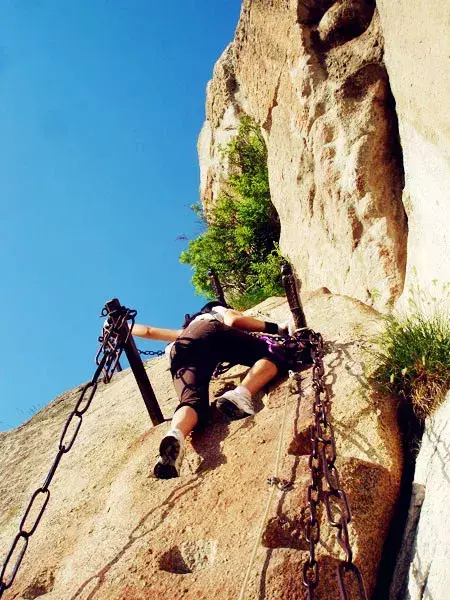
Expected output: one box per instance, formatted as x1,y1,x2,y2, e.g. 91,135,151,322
369,282,450,420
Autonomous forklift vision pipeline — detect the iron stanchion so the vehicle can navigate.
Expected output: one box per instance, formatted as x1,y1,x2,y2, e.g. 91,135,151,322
281,261,307,329
104,299,164,426
208,269,227,306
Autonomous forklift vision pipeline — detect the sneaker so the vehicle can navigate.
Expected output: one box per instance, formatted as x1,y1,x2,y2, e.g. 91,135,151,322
216,389,255,420
153,429,185,479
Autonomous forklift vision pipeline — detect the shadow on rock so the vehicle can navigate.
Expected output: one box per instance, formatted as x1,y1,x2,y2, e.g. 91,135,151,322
189,410,230,474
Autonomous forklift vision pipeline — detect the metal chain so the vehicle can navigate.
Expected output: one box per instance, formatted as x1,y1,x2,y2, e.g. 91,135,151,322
0,305,134,598
301,332,325,597
137,349,165,357
302,332,368,600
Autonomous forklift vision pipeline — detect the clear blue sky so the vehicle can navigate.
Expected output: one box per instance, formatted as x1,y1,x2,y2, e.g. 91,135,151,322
0,1,242,431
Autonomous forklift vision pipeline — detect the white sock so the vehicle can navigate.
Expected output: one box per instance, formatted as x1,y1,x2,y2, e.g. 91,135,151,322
235,385,252,399
168,427,185,439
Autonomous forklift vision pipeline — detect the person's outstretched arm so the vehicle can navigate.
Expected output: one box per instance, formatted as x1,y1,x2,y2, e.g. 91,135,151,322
131,323,182,342
223,309,284,334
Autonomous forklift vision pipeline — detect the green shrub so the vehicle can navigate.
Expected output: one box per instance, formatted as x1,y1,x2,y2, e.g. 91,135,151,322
369,282,450,420
226,246,285,310
180,117,284,307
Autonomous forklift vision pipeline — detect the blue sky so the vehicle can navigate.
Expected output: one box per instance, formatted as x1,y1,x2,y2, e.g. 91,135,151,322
0,1,242,430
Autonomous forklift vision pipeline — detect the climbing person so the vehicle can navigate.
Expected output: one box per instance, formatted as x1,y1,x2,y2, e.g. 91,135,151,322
130,302,290,479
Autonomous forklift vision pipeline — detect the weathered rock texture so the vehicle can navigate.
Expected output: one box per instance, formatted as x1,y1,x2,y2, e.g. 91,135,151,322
389,391,450,600
0,294,402,599
377,1,450,301
198,0,408,310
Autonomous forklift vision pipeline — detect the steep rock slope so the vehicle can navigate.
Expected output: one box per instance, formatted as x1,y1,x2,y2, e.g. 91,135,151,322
376,0,450,300
0,293,402,599
198,0,407,311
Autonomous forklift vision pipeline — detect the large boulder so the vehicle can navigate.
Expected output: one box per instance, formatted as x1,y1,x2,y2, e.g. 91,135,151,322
0,293,402,599
198,0,407,311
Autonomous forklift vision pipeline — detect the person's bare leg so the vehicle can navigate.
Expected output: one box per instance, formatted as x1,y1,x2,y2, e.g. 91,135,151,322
216,358,278,419
170,406,198,437
241,358,278,395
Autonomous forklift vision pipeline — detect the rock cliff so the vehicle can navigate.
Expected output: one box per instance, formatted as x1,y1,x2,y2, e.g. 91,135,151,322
198,0,408,311
1,1,448,598
0,294,402,599
376,0,450,301
195,2,450,594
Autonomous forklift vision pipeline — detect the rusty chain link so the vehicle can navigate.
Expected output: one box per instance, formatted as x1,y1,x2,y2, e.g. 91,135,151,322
302,331,368,600
0,304,135,598
137,349,164,357
302,332,324,596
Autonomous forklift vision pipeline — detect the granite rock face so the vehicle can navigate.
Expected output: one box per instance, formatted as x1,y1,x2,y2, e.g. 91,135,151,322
0,294,402,599
198,0,408,311
389,392,450,600
376,0,450,302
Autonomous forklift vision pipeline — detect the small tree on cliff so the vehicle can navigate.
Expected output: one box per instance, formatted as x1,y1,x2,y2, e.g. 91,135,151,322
180,117,283,309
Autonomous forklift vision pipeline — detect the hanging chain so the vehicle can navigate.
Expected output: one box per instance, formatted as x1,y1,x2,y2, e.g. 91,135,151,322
301,334,325,597
137,349,164,357
302,332,368,600
0,305,135,598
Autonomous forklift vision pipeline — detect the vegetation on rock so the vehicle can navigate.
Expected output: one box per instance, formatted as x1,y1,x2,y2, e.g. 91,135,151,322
369,281,450,420
180,117,283,309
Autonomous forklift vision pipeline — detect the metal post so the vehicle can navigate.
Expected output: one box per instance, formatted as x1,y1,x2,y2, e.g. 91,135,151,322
104,299,164,426
122,334,164,426
208,269,226,305
281,261,307,329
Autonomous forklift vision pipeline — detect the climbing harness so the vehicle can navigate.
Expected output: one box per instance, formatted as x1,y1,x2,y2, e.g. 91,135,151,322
212,328,313,379
237,370,299,600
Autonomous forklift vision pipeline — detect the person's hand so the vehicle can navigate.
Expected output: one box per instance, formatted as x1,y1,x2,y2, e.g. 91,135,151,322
277,319,295,336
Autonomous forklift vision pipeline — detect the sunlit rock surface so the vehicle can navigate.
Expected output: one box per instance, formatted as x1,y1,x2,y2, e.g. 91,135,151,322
0,294,402,599
198,0,407,311
376,0,450,303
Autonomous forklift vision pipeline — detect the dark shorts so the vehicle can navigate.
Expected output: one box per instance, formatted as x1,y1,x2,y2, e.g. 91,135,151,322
170,319,285,424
